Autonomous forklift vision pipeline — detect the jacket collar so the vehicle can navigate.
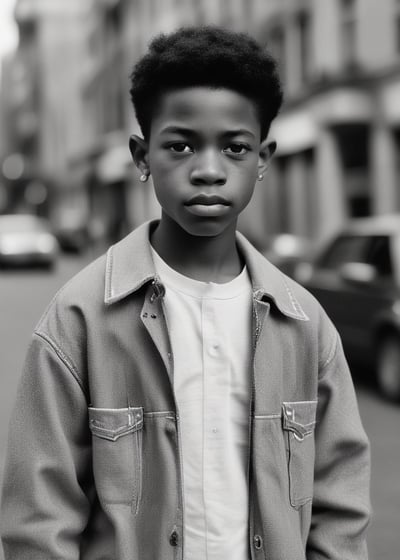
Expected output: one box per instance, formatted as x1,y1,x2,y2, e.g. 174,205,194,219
104,220,309,321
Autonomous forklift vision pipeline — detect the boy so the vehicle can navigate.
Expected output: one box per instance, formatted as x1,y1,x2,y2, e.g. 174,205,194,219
1,27,370,560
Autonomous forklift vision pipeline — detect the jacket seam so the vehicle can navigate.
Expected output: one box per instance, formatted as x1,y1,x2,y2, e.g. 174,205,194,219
35,281,71,330
105,245,114,301
34,331,87,399
319,330,339,377
282,276,310,321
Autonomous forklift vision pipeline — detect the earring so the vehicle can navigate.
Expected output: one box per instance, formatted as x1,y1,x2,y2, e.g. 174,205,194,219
139,174,148,183
257,173,264,181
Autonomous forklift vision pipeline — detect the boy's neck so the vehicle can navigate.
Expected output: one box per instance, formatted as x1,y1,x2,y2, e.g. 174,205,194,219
150,216,244,284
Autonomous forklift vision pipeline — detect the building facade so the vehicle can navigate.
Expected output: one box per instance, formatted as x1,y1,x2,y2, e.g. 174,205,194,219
4,0,400,249
1,0,90,221
259,0,400,246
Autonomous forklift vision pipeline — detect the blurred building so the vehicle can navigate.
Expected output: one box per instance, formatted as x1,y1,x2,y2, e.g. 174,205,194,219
0,53,17,213
0,0,91,221
0,46,48,215
3,0,400,249
260,0,400,246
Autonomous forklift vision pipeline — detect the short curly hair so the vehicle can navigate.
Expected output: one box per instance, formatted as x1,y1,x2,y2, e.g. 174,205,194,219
129,26,283,140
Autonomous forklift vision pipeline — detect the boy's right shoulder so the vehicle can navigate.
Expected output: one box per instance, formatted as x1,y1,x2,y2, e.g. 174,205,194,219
36,220,155,334
36,251,108,330
26,252,112,395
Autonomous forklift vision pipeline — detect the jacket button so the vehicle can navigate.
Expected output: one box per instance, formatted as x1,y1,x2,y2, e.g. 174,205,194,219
253,534,263,550
169,530,179,546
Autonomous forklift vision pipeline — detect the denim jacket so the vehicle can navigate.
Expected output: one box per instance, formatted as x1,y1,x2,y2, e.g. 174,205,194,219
1,220,370,560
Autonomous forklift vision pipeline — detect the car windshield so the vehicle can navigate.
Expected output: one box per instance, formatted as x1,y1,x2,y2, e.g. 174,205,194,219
317,235,369,269
317,233,394,279
0,215,49,233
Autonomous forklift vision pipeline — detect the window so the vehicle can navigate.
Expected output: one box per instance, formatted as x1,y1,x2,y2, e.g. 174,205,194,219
340,0,357,68
275,156,290,233
396,0,400,54
109,4,122,31
268,25,286,82
365,236,393,277
298,11,311,83
335,124,371,218
394,129,400,210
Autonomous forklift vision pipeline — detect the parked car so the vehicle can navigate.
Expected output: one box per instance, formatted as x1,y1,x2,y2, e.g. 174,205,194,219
296,214,400,402
0,214,59,269
55,222,90,253
263,233,311,278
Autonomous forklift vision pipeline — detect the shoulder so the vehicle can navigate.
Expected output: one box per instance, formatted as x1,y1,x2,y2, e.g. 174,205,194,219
20,252,109,396
278,272,339,371
239,235,337,365
282,271,330,322
36,252,107,331
238,232,327,322
32,252,109,377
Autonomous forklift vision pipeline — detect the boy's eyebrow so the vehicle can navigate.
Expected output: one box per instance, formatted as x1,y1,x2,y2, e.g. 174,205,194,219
222,129,256,139
160,125,256,139
159,126,195,136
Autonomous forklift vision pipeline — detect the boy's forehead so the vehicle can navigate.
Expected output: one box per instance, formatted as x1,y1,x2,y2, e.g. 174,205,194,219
151,86,260,135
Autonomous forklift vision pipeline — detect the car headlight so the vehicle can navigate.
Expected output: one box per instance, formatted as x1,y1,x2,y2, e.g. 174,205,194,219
0,235,19,254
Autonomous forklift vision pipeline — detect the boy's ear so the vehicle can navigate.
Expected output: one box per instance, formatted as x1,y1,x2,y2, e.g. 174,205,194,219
129,135,150,176
258,139,277,176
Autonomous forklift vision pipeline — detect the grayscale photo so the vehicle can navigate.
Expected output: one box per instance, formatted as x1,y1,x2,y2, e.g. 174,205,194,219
0,1,399,559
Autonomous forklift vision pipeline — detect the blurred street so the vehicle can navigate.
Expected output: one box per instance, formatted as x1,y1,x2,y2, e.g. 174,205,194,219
357,385,400,560
0,251,95,530
0,252,398,560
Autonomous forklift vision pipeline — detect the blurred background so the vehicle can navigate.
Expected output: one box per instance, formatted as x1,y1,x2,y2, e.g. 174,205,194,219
0,0,400,558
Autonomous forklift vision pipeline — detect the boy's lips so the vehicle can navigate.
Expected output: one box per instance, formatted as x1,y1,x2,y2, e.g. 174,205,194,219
185,194,231,207
185,203,232,217
184,194,231,217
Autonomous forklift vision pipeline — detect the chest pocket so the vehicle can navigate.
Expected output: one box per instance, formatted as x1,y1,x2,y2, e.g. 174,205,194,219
88,406,143,512
282,400,317,508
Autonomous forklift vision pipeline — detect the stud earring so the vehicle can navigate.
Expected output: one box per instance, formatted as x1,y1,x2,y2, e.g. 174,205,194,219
139,174,148,183
257,173,264,181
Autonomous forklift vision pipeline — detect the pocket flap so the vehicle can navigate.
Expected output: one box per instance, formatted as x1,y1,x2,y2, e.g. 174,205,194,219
88,407,143,441
282,401,317,440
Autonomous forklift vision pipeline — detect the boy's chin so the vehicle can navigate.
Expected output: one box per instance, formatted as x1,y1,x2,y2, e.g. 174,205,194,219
158,211,237,238
180,218,236,238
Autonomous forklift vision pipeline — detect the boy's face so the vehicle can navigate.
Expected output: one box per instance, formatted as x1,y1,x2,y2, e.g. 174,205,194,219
130,87,274,237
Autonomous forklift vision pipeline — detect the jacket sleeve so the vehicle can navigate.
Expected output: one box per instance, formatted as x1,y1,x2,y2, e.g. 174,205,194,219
307,330,371,560
1,332,92,560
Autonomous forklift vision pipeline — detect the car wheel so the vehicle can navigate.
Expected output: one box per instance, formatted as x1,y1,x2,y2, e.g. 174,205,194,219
377,335,400,402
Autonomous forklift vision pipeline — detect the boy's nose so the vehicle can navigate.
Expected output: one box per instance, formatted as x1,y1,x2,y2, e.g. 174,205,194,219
190,150,227,186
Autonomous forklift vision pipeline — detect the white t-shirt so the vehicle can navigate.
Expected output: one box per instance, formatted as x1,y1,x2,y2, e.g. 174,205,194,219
151,246,253,560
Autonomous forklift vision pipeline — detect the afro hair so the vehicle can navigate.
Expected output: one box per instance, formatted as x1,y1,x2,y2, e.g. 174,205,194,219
129,26,283,140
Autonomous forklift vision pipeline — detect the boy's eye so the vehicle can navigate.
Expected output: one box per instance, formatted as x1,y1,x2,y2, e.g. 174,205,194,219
224,143,250,155
169,142,193,153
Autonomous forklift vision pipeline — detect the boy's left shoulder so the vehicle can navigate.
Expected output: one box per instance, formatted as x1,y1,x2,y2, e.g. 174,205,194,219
238,233,337,358
238,232,328,323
